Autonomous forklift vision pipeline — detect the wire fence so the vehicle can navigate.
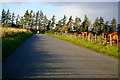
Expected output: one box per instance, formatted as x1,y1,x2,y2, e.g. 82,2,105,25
55,32,120,52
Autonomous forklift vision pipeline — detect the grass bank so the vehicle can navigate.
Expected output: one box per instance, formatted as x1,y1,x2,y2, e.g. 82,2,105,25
46,33,119,58
2,27,33,60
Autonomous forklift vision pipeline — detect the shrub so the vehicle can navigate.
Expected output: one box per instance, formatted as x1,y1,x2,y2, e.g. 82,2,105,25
47,29,55,34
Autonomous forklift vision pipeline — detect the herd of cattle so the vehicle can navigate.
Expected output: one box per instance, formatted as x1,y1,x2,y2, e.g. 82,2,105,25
73,32,120,46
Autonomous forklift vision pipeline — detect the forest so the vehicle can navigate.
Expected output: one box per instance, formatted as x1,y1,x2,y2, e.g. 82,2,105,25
1,9,120,34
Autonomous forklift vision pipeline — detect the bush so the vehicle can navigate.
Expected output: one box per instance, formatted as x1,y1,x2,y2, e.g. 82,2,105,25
47,29,55,34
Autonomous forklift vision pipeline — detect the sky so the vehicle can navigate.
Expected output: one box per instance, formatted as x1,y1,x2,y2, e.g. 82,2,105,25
1,0,120,2
0,2,119,24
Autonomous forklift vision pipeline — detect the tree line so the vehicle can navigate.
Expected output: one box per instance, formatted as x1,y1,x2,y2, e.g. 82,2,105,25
1,9,120,34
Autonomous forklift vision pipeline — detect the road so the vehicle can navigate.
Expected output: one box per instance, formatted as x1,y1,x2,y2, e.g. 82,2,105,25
2,34,118,79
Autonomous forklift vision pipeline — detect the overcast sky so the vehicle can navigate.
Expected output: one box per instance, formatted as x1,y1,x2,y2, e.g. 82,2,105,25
1,2,119,23
1,0,120,2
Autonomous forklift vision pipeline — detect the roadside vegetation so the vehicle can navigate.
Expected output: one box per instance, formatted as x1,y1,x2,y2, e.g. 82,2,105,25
1,27,33,60
46,33,119,58
1,9,120,59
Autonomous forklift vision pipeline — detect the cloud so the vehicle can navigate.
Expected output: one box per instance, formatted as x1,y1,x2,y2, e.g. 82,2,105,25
54,2,118,23
1,0,120,2
1,2,118,24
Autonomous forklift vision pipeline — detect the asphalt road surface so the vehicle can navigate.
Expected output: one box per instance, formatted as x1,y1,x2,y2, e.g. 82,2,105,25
2,34,118,79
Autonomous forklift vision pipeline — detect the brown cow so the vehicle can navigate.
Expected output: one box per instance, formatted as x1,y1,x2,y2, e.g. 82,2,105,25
88,33,92,38
82,32,87,38
111,32,119,46
105,32,119,46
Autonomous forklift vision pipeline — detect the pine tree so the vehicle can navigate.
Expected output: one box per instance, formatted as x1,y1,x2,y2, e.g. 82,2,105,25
39,10,44,21
99,17,104,25
82,15,90,32
32,12,35,28
24,10,30,28
39,10,44,29
93,17,99,33
47,20,51,30
29,10,33,27
66,16,73,32
67,16,73,27
43,15,49,30
55,20,62,31
102,21,109,33
63,16,73,32
62,15,67,26
105,21,112,34
11,12,15,25
99,17,104,33
6,9,11,26
19,17,24,28
2,9,6,27
16,15,20,25
35,11,39,29
111,18,116,32
50,15,55,29
74,17,81,31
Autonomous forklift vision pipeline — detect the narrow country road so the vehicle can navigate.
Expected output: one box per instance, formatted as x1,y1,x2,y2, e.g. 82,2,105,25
2,34,118,79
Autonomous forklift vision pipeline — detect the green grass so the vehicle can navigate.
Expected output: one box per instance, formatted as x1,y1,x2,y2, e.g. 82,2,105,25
2,31,33,60
46,33,119,58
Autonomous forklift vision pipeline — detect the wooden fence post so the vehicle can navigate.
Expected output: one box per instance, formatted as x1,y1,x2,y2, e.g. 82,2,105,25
95,34,97,43
110,34,112,46
79,34,82,39
92,34,94,42
80,34,82,39
86,33,87,40
116,35,119,51
88,34,90,41
118,35,120,53
82,34,84,40
105,35,107,44
100,34,102,44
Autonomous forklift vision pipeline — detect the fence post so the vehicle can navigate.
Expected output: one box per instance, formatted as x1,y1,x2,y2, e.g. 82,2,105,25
88,34,90,41
105,35,107,43
80,34,82,39
79,34,81,39
116,35,119,51
95,34,97,43
82,34,84,40
118,35,120,53
86,33,87,40
92,34,94,42
105,35,107,45
110,34,112,46
100,34,102,44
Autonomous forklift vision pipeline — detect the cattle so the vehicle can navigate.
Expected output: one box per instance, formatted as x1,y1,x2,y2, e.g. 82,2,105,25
104,32,119,46
88,33,93,38
111,32,119,46
73,32,78,35
102,32,108,39
81,32,87,38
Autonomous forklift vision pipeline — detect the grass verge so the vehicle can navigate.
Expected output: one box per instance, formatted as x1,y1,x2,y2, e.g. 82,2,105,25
2,31,33,61
46,33,119,58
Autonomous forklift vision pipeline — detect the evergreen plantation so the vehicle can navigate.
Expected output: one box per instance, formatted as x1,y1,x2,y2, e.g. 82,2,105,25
1,9,120,34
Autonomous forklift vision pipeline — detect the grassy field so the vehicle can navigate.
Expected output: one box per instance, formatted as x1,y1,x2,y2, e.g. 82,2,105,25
46,33,119,58
1,27,29,37
1,27,33,60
